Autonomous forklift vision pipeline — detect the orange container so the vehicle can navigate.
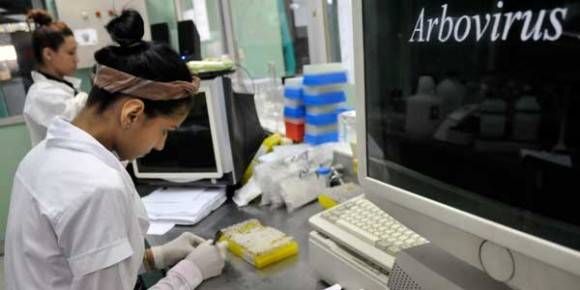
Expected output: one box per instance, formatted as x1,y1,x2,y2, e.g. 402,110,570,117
285,118,305,142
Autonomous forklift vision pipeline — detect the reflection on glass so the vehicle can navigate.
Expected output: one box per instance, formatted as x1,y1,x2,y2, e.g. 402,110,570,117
363,0,580,250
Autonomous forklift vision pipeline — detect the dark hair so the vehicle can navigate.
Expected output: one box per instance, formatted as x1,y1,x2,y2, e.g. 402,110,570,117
87,9,194,118
27,9,74,64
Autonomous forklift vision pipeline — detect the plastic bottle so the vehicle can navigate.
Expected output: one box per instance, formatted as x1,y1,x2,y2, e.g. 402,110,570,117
479,98,507,139
405,76,441,137
436,78,465,118
316,167,332,188
265,62,284,133
338,110,356,144
513,95,541,142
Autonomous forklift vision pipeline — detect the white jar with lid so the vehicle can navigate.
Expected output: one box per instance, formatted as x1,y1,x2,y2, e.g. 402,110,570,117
405,76,441,137
479,98,507,139
436,78,465,118
513,95,541,142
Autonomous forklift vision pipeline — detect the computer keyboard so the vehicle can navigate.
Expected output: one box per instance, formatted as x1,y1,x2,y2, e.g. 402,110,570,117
309,195,428,271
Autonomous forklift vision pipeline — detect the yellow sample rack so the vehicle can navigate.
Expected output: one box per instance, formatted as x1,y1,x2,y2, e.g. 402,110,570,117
219,219,299,269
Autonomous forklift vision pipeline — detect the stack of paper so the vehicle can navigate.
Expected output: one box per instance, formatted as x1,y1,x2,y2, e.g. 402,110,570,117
142,187,227,227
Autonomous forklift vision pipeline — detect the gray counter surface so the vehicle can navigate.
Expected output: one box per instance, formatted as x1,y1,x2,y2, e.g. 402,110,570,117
146,200,330,290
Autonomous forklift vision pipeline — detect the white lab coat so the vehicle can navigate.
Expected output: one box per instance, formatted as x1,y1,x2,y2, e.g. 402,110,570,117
4,117,203,290
23,71,88,146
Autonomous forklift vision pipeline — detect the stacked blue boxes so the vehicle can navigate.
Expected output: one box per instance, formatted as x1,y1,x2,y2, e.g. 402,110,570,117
283,77,305,142
302,64,348,145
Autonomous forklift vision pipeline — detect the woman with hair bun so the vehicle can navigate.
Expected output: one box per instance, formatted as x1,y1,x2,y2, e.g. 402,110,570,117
23,9,88,146
5,9,224,290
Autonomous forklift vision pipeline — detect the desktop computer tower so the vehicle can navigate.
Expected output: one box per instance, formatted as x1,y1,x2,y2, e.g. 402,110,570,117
150,23,170,45
177,20,201,61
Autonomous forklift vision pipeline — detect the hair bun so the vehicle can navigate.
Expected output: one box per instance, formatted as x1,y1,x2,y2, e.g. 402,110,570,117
27,9,53,26
106,9,145,47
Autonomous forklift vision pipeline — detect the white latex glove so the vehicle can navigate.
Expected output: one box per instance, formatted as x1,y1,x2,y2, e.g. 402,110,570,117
185,240,226,280
151,232,206,269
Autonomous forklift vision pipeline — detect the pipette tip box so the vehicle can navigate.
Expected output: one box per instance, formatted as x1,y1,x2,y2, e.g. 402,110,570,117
219,219,299,269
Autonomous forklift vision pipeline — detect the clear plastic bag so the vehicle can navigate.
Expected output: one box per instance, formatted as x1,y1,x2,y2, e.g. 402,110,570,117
280,172,324,213
233,177,262,207
255,150,310,208
254,143,339,209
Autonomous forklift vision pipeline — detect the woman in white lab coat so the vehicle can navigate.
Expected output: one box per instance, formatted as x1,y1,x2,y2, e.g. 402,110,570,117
24,9,88,146
5,10,224,290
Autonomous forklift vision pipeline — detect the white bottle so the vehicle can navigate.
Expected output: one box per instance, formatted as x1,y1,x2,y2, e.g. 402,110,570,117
405,76,441,137
338,110,356,144
479,98,507,139
513,95,541,142
436,78,465,118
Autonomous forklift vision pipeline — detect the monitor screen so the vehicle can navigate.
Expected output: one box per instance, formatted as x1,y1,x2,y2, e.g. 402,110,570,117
136,92,218,173
363,0,580,250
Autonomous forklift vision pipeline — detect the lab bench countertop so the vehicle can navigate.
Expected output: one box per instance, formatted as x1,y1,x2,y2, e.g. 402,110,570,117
146,200,331,290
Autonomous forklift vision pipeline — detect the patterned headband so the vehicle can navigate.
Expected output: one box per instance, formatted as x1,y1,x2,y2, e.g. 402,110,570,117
93,64,199,100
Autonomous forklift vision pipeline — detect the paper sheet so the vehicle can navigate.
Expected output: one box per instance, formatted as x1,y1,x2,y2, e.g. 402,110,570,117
147,222,175,236
142,187,226,225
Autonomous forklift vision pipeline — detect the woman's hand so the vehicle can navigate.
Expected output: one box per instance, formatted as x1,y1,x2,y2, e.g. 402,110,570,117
184,240,226,280
149,232,206,269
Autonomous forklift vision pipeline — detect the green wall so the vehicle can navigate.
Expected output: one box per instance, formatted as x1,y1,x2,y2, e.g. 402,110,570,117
74,67,93,93
0,122,31,241
176,0,226,57
231,0,285,78
145,0,180,51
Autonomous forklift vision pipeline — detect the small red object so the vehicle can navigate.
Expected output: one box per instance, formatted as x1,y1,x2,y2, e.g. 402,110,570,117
95,11,101,18
285,118,305,142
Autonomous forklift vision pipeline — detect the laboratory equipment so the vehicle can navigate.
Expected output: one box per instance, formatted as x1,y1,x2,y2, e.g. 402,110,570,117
479,98,507,139
219,219,299,268
338,110,356,144
404,76,441,137
150,23,170,45
186,57,235,75
512,95,541,142
177,20,201,61
436,77,466,118
354,0,580,289
302,63,347,145
284,77,305,142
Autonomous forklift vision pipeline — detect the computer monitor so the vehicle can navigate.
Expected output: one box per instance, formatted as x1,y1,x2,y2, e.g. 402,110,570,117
353,1,580,289
132,76,234,183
